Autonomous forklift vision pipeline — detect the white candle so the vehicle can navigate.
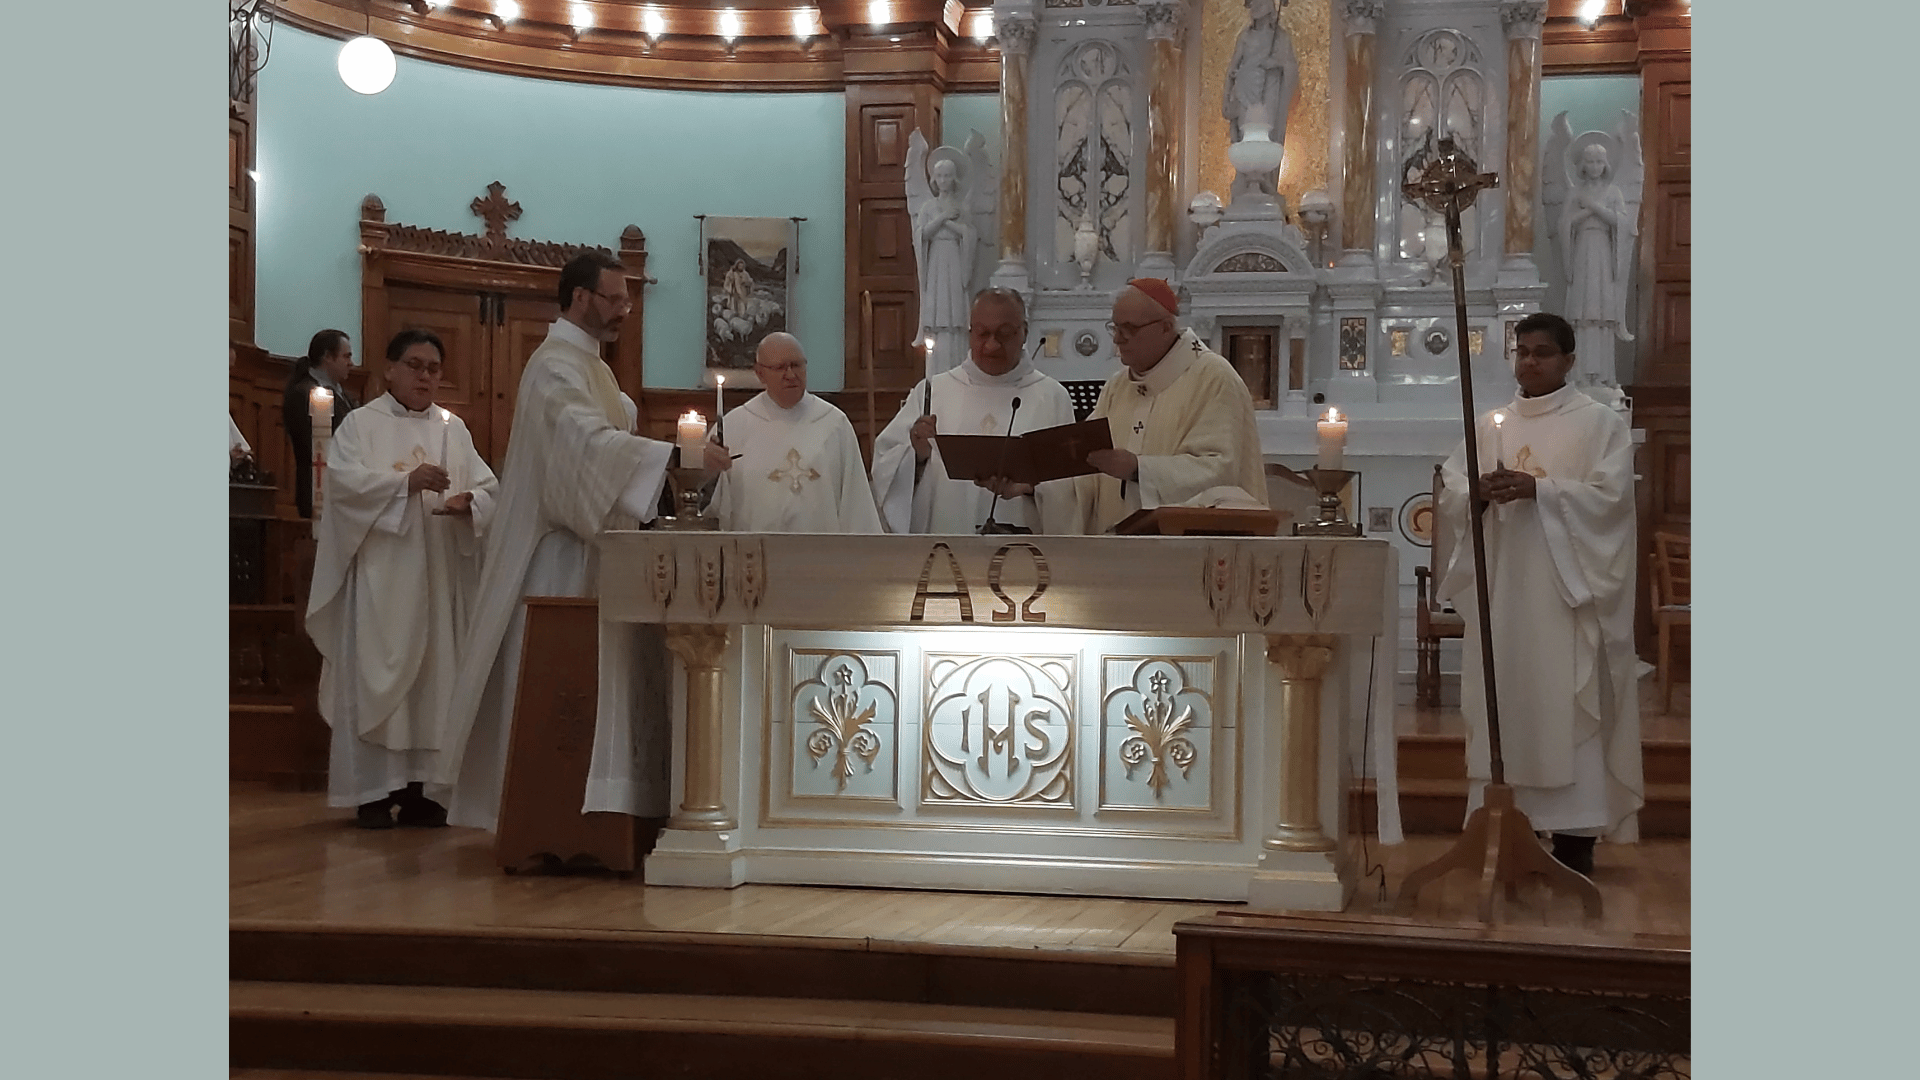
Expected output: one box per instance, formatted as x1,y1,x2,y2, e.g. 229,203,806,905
714,374,726,446
309,386,333,429
1315,406,1347,471
1491,411,1506,470
676,410,707,468
309,387,333,526
439,407,452,470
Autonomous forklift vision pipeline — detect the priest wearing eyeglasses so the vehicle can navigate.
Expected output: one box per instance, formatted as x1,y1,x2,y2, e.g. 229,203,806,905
1060,278,1269,534
306,329,498,829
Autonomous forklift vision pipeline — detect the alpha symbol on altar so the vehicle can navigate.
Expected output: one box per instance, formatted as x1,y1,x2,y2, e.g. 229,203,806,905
768,448,821,492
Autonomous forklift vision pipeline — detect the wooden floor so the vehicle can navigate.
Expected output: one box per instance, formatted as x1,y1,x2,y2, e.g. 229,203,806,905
231,785,1690,953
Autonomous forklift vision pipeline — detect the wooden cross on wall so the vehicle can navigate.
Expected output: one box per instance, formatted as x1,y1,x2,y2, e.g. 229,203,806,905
471,181,523,245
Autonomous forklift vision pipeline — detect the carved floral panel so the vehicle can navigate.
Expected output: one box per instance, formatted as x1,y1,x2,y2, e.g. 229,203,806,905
788,650,899,801
1100,656,1219,812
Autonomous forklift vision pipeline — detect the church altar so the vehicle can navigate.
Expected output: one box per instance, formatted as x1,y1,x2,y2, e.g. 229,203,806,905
599,531,1396,909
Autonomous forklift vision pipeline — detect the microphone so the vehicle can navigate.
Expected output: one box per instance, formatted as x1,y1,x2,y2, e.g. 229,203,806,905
980,396,1025,535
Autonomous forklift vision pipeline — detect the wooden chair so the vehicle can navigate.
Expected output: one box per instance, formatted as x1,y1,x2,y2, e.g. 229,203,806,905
1412,463,1464,708
1650,531,1691,713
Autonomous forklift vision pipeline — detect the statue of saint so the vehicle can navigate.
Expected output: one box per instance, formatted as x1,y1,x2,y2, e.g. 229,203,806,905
1223,0,1298,199
905,130,997,377
1543,111,1644,387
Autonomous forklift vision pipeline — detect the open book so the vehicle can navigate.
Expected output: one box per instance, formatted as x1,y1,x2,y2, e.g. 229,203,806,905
935,418,1114,487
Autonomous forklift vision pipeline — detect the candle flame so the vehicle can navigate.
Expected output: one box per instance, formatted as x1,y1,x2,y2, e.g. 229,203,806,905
441,407,452,424
715,374,725,387
1493,411,1505,426
681,410,703,424
1326,407,1339,423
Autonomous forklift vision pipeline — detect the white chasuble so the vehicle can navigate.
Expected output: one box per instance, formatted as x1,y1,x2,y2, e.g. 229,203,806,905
711,393,882,533
869,358,1077,534
306,394,499,806
1436,383,1643,841
1066,330,1270,535
434,319,676,831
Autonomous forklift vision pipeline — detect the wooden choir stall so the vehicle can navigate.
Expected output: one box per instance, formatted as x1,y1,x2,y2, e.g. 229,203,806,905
583,531,1396,911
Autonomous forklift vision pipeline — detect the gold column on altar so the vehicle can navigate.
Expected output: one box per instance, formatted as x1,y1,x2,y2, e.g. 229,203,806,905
1142,1,1189,260
1265,633,1338,853
664,624,735,831
1500,1,1549,259
995,13,1037,269
1338,1,1383,256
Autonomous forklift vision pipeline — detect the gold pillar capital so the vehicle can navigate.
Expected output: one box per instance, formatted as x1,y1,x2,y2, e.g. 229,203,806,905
1266,633,1338,681
665,623,730,669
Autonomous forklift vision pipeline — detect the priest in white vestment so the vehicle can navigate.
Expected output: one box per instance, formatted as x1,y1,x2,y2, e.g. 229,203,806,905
1060,279,1269,534
307,329,499,828
434,252,677,831
1435,312,1642,876
870,289,1077,534
706,333,882,533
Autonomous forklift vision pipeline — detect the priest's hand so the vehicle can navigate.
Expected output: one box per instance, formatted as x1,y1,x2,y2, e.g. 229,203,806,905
408,463,451,495
1088,447,1139,481
910,414,939,462
1480,469,1536,504
702,441,734,472
433,491,474,517
976,475,1034,500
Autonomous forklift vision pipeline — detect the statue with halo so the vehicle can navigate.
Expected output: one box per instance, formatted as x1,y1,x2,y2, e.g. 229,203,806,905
905,130,997,379
1542,110,1643,388
1223,0,1299,206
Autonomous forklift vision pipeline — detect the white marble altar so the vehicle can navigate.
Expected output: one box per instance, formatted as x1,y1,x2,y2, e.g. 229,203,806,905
599,531,1397,908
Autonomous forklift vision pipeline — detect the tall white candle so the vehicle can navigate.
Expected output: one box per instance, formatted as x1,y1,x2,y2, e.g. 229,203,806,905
676,410,707,468
1315,406,1347,471
309,387,334,526
714,374,726,446
439,407,452,470
1491,411,1506,470
309,386,333,429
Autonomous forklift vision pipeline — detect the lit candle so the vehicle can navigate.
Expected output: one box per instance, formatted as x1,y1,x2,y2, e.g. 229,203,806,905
309,385,333,429
714,374,726,447
1315,406,1347,471
439,407,452,470
676,410,707,468
1491,411,1506,470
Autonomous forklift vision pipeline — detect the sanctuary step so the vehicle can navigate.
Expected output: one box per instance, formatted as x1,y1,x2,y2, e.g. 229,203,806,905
230,923,1176,1080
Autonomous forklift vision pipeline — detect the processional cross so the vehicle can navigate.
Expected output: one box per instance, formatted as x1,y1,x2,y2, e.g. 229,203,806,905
1392,138,1604,922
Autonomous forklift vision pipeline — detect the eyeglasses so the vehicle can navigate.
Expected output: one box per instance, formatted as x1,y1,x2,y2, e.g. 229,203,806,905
1512,344,1565,362
755,361,807,376
969,326,1024,347
1106,318,1169,342
592,289,633,311
396,359,442,376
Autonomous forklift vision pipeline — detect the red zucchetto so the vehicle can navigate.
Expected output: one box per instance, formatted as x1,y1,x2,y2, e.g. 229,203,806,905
1126,277,1180,315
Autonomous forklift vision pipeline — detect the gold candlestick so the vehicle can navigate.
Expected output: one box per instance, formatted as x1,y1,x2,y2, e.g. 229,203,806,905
1292,467,1361,537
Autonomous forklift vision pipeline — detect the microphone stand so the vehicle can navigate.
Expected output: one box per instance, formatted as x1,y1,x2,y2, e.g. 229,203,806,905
979,396,1028,535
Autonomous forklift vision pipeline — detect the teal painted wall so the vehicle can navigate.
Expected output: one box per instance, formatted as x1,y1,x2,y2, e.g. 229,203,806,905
942,93,1001,153
255,28,847,389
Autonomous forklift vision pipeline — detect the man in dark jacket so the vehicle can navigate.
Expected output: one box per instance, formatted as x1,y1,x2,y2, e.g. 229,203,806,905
282,329,360,518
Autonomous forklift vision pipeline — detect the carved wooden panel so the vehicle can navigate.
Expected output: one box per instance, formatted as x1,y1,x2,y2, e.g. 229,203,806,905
1650,283,1689,352
845,81,942,401
864,106,915,176
383,286,493,460
496,295,564,460
860,201,915,277
230,226,253,337
229,100,256,344
1652,79,1689,164
1656,187,1689,266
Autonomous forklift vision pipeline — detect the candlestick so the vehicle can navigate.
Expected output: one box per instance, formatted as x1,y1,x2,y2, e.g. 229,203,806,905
676,410,707,468
714,374,726,447
1491,411,1506,471
1315,406,1348,471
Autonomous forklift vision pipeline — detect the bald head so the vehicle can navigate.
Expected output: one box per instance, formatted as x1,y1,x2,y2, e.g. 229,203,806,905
1109,286,1180,374
754,332,808,409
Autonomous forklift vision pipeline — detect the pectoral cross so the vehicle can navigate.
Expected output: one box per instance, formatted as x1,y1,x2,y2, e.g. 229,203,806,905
1190,339,1204,355
768,448,821,493
1132,420,1145,435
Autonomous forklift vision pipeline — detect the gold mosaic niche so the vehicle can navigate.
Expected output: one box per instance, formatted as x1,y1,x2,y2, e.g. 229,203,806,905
1198,0,1332,224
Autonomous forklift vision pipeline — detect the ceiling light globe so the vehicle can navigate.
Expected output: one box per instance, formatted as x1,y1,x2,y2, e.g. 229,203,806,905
337,36,396,95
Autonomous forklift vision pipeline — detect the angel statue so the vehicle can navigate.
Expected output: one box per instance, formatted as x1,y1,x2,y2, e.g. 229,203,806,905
1223,0,1298,203
906,129,998,379
1542,110,1643,387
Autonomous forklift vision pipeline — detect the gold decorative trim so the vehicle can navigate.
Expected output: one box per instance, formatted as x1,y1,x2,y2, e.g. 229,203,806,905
735,538,767,616
649,548,677,609
987,542,1051,623
695,543,727,617
1300,543,1336,624
1203,546,1237,625
910,542,976,623
1249,555,1278,626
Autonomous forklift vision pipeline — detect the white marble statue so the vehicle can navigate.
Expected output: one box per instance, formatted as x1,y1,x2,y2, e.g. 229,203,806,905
1542,110,1643,387
906,129,997,379
1223,0,1299,202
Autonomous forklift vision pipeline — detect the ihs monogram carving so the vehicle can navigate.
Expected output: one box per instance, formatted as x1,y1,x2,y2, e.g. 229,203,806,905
1118,669,1198,801
924,655,1074,806
768,448,820,493
804,661,883,793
